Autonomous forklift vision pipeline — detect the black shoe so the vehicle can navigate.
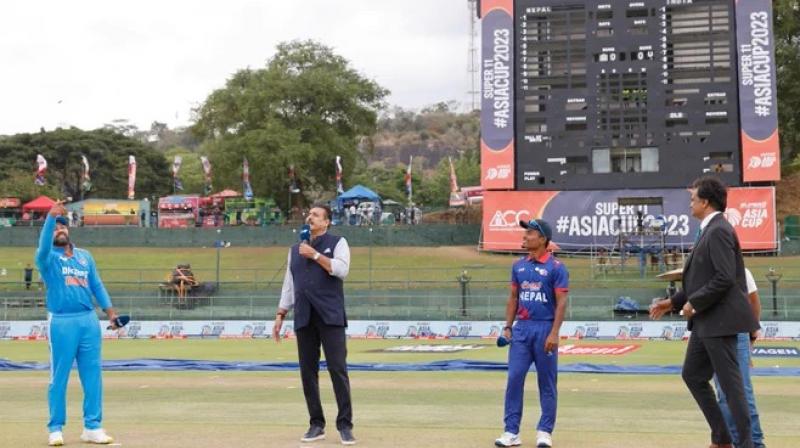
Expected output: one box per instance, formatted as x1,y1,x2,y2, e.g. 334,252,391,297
339,428,356,445
300,426,325,442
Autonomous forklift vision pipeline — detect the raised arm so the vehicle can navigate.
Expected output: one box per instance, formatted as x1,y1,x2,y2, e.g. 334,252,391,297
35,202,66,270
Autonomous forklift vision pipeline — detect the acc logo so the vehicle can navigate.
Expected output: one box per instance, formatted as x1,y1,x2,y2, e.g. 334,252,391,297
748,153,777,169
724,208,742,227
485,166,512,180
534,267,549,277
489,210,532,228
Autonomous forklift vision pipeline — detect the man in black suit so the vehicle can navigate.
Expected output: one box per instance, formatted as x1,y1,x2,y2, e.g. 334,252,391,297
272,204,355,446
650,176,759,448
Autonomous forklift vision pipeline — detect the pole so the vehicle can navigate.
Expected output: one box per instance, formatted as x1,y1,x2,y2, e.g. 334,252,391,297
772,280,778,317
216,245,220,290
215,229,222,289
368,227,373,292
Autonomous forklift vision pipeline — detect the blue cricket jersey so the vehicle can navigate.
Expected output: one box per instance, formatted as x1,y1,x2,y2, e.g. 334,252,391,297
35,215,112,315
510,252,569,321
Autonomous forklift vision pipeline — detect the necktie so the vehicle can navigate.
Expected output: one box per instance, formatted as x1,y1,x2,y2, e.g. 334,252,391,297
693,227,702,245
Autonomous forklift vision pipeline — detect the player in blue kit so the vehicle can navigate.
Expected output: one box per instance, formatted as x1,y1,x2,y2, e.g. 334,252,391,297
36,201,119,446
495,219,568,448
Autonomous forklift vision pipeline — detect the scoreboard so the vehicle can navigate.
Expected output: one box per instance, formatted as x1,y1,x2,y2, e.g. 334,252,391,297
480,0,780,191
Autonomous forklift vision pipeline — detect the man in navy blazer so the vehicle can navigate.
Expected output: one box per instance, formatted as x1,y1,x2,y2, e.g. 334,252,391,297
651,176,759,448
273,204,355,445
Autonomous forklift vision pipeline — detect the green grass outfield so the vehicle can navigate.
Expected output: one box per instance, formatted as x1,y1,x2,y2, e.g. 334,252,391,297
2,339,799,447
1,246,798,289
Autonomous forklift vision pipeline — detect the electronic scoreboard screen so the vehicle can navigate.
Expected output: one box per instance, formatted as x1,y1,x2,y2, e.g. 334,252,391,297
515,0,744,190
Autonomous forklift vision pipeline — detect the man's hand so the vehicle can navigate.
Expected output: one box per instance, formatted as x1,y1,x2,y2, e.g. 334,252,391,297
273,314,284,343
681,302,695,320
649,298,672,320
105,307,119,329
502,327,512,342
750,329,761,348
298,242,318,260
544,331,559,354
48,200,66,218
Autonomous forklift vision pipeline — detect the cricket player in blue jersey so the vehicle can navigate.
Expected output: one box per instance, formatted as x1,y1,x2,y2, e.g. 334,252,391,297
496,219,568,448
36,201,119,446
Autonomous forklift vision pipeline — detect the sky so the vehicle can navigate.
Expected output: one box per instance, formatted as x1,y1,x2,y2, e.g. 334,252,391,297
0,0,478,135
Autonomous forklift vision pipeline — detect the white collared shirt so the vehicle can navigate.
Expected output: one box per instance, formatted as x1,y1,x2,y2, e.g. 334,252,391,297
278,237,350,311
699,211,722,233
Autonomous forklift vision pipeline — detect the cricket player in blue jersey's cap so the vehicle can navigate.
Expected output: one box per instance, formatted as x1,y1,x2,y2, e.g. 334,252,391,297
36,201,119,446
495,219,568,448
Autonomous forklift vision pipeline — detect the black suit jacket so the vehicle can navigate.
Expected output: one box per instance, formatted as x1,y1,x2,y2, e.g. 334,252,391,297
670,213,759,337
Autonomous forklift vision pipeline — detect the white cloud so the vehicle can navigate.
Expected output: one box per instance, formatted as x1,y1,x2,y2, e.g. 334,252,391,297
0,0,475,134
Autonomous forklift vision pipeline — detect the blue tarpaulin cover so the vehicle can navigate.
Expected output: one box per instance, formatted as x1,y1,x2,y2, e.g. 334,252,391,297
1,359,798,376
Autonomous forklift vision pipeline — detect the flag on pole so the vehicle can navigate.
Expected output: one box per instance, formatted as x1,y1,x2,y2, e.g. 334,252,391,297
335,156,344,195
200,156,213,196
242,158,253,200
288,164,301,193
81,155,92,192
448,157,460,193
34,154,47,185
405,155,413,201
127,155,137,200
172,155,183,192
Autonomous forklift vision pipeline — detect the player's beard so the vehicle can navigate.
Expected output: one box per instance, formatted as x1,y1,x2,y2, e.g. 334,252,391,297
53,233,70,247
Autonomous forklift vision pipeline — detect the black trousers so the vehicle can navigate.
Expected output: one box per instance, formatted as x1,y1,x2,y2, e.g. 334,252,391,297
295,309,353,431
682,334,753,448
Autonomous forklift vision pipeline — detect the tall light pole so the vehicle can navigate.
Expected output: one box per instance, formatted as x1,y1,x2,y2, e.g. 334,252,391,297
765,267,782,317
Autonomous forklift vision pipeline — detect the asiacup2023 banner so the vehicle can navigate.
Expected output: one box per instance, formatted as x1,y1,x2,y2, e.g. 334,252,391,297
482,187,776,251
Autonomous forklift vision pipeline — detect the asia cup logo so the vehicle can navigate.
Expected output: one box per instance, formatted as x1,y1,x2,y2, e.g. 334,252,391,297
0,323,10,339
763,324,779,339
727,201,768,229
365,323,389,338
724,208,742,227
251,324,267,337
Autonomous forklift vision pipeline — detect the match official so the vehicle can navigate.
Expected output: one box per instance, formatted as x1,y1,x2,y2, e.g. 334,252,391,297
272,204,355,445
650,176,758,448
37,201,118,446
496,219,568,448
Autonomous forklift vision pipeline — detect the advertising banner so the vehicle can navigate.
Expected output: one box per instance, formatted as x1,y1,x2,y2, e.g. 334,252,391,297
482,187,776,251
736,0,780,182
2,320,799,341
480,0,515,190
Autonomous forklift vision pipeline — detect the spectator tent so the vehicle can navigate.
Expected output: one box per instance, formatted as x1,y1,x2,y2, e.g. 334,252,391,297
336,185,381,208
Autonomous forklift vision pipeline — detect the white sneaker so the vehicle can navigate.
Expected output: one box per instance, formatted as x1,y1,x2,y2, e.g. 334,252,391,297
48,431,64,446
495,432,521,447
536,430,553,447
80,428,114,444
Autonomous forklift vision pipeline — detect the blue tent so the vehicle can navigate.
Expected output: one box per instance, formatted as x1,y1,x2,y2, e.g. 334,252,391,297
337,185,381,206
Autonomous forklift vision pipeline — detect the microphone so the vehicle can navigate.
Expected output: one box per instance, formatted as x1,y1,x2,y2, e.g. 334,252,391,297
299,224,311,244
106,315,130,330
496,334,510,347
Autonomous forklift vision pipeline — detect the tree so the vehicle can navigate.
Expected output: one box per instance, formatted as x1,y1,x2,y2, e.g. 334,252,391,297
193,40,389,210
0,128,171,202
775,0,800,165
0,169,61,200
